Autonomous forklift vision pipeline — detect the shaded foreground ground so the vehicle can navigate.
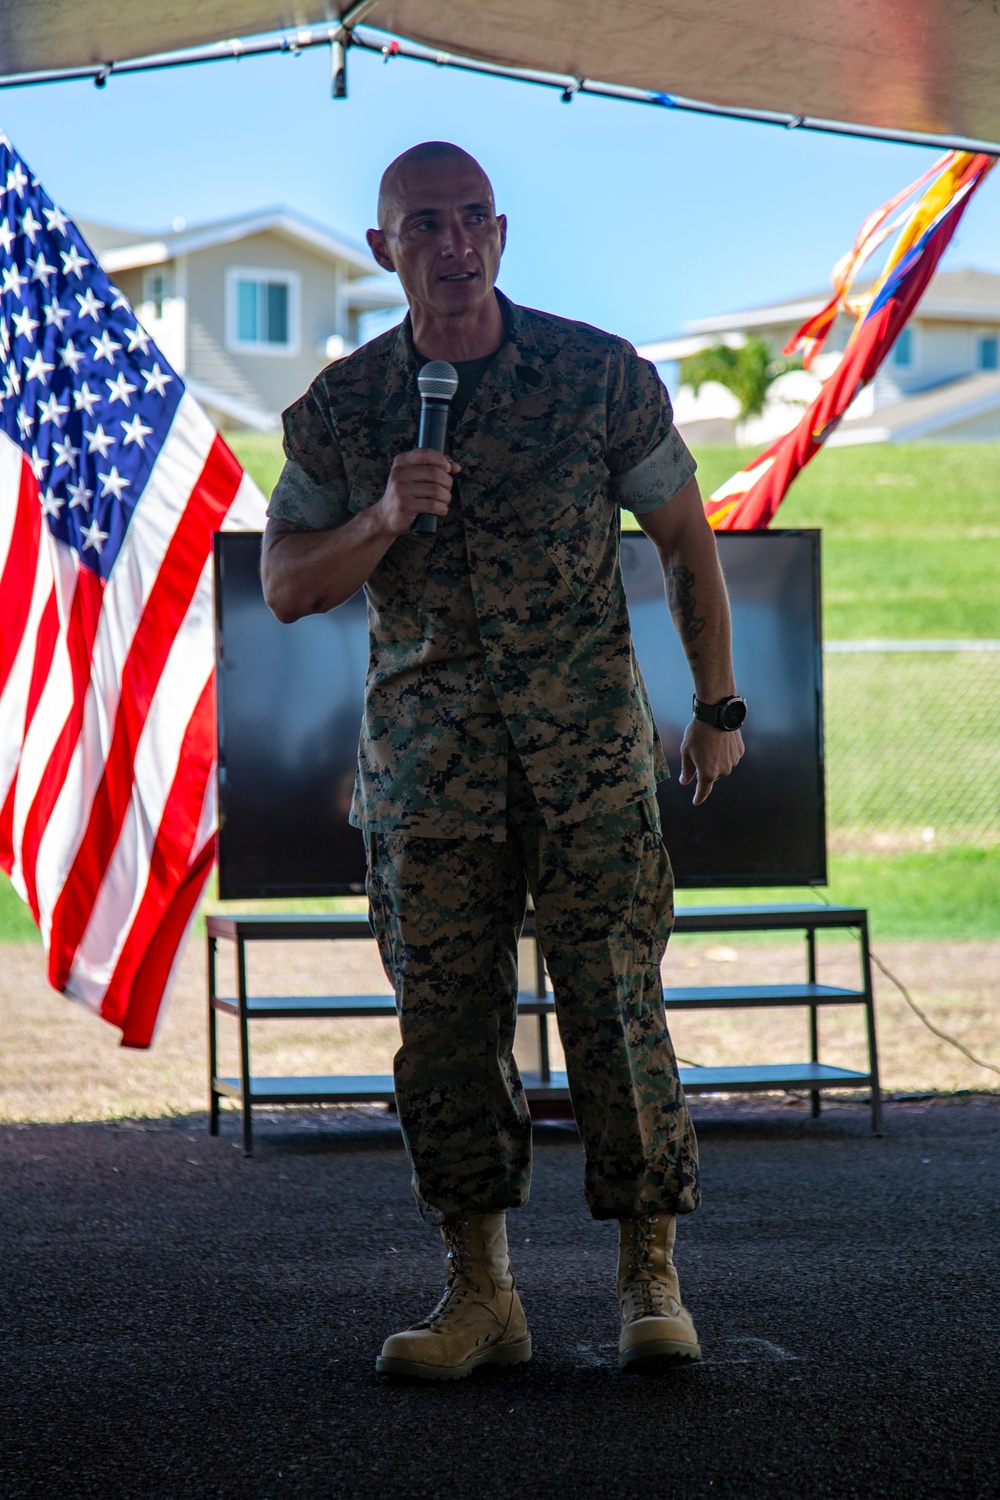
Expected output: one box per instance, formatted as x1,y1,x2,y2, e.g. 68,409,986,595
2,1097,998,1499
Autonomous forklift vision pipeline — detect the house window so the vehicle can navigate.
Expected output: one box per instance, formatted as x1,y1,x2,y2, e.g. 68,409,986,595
143,267,171,319
978,334,999,371
226,267,300,355
892,327,913,368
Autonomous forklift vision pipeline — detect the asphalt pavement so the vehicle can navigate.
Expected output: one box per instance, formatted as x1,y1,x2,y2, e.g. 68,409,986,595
2,1096,998,1500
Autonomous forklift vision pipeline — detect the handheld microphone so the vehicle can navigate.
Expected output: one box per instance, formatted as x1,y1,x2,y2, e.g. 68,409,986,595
414,360,459,535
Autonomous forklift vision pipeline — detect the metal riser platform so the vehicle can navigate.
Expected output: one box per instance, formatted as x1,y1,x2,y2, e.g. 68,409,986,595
208,904,883,1153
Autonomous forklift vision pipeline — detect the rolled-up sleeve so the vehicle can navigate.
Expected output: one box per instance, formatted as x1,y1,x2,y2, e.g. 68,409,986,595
607,343,697,514
269,384,351,530
613,427,697,514
267,459,350,531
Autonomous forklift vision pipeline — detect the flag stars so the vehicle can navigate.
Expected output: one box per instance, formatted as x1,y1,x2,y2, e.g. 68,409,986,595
67,478,93,510
5,162,27,196
40,487,64,518
5,366,22,399
28,251,56,285
38,391,69,426
125,324,151,355
80,518,110,553
110,291,131,312
43,298,70,331
2,263,27,298
15,405,32,438
84,423,115,457
0,318,9,355
0,220,15,254
29,447,49,479
105,371,136,407
141,363,172,396
60,243,90,279
52,435,80,470
75,287,104,321
121,413,153,448
90,329,121,363
58,339,85,374
19,206,41,242
12,307,40,342
42,203,70,236
97,466,129,501
74,382,101,416
23,349,54,384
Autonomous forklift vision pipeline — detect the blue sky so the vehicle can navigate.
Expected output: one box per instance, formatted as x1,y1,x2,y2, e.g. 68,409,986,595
2,36,998,347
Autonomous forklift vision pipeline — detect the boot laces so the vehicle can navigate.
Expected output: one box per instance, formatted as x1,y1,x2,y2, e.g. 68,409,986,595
420,1221,478,1329
625,1214,659,1276
622,1215,676,1320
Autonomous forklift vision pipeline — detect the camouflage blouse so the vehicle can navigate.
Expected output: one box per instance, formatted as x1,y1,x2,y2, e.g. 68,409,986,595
271,293,696,839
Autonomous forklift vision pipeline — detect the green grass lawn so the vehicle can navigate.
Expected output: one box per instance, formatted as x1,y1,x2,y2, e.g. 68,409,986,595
0,873,40,943
678,846,1000,943
687,443,1000,640
3,846,996,945
2,440,994,949
227,431,286,499
230,434,1000,641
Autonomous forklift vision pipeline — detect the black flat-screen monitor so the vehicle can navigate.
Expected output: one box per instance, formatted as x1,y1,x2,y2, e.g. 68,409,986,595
214,529,825,897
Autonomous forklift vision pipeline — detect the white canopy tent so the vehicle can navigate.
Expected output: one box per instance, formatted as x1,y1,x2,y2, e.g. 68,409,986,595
1,0,999,151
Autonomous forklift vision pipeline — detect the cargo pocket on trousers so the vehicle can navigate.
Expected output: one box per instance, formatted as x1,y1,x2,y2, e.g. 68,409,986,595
365,832,388,945
635,796,675,962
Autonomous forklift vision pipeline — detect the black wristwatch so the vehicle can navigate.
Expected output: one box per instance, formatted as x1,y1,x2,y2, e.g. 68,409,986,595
692,694,748,731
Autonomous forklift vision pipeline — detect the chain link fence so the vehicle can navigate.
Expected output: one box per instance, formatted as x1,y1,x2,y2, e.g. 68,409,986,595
823,642,1000,854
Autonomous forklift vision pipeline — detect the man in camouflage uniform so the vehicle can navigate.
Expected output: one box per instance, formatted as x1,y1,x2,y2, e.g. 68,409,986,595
262,142,745,1380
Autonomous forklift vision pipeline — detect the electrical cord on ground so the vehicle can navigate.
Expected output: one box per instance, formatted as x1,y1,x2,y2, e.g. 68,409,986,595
812,886,996,1077
864,945,1000,1079
669,888,995,1079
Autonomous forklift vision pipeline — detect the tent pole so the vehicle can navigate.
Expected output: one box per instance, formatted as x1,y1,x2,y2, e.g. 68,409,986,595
0,20,996,158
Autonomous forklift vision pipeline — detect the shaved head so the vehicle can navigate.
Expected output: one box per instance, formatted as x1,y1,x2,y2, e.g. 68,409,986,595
367,141,507,359
377,141,495,231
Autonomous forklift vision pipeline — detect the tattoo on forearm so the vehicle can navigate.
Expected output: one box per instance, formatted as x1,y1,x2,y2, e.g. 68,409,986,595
664,565,706,659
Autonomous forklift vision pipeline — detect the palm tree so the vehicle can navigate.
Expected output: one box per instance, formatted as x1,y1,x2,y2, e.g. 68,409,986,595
680,337,802,421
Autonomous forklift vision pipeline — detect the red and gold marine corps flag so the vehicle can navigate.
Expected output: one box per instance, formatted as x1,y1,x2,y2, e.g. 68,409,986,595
704,151,996,531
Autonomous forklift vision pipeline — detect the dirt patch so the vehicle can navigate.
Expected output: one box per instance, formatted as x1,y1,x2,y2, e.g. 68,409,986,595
0,934,997,1123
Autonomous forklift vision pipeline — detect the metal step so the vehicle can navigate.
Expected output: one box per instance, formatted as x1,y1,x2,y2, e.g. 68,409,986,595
214,982,865,1020
215,1060,873,1107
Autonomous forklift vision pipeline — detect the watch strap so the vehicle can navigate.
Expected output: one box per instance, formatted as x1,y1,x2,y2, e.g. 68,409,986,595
692,694,747,730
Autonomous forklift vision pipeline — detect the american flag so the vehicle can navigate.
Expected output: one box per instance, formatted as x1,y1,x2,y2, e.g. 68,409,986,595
0,132,266,1047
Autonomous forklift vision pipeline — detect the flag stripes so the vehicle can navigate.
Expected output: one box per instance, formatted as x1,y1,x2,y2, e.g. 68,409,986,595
46,434,244,981
0,133,267,1045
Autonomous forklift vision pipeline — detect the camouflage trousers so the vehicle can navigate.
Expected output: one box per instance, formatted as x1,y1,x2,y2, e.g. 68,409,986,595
366,743,700,1226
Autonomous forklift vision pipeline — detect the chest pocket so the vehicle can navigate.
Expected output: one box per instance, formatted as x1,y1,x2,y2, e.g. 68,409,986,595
349,476,431,623
508,438,614,601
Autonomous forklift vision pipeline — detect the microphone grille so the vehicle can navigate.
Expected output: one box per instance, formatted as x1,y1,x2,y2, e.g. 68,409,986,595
417,360,459,401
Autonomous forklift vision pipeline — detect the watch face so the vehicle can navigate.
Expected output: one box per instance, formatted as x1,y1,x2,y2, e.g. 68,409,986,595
721,698,747,730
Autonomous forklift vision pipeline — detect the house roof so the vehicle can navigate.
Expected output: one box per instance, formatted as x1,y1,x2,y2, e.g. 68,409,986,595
828,370,1000,445
82,207,380,279
640,268,1000,359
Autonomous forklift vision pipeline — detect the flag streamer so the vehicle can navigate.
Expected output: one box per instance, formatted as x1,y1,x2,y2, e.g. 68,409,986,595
704,150,996,531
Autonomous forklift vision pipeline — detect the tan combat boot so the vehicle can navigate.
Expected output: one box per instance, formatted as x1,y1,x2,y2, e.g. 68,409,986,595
376,1212,532,1380
617,1212,702,1370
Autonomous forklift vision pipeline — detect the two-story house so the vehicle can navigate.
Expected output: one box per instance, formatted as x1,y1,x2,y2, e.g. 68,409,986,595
641,268,1000,445
81,208,405,432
